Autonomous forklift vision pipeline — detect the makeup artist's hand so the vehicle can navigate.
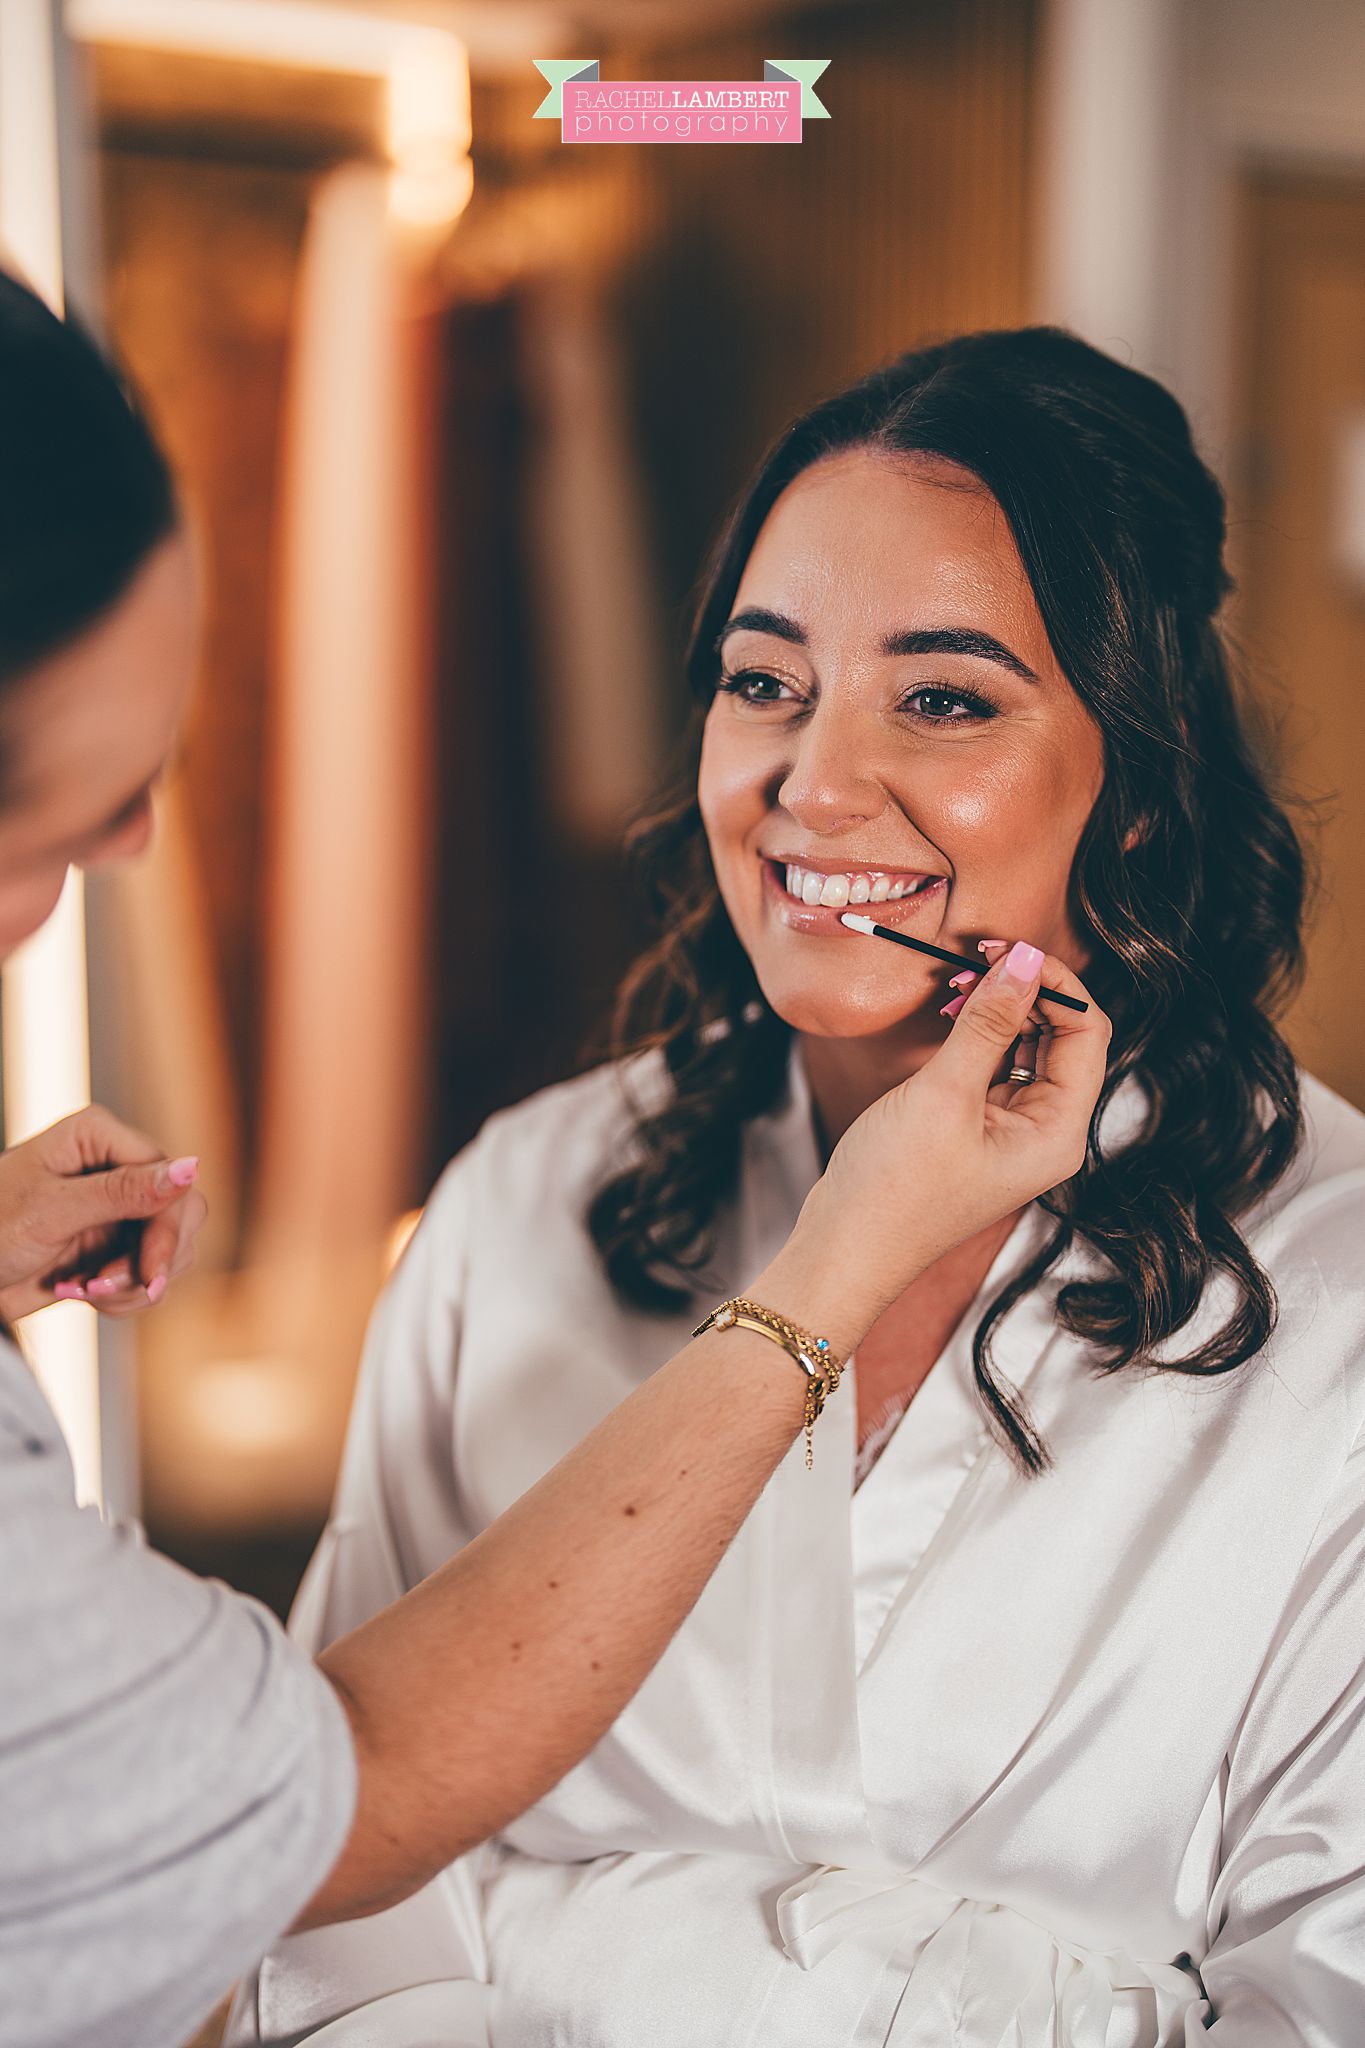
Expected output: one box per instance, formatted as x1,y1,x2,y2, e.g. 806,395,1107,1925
789,941,1109,1343
0,1106,205,1323
941,935,1053,1069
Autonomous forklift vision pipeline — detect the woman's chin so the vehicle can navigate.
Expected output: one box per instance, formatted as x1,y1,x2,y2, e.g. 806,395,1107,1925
756,979,942,1043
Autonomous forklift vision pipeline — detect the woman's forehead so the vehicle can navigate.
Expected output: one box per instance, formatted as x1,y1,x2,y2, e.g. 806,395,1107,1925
733,452,1044,657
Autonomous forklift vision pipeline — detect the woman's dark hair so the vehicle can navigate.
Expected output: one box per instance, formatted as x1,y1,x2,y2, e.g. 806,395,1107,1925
0,269,177,687
588,324,1312,1475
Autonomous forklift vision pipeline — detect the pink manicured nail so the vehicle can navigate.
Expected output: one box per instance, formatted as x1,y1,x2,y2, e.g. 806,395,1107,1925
1001,940,1045,985
947,970,979,990
52,1281,87,1301
940,993,968,1019
977,938,1008,957
87,1276,120,1297
166,1156,199,1189
146,1275,168,1306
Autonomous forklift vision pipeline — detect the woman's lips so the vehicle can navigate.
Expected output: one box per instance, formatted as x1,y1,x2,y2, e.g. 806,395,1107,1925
760,856,947,931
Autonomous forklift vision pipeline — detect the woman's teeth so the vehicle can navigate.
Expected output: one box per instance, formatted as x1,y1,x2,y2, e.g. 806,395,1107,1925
782,863,936,909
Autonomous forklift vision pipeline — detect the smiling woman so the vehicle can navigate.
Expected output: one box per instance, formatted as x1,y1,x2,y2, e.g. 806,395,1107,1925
591,330,1300,1471
696,447,1104,1066
232,326,1365,2048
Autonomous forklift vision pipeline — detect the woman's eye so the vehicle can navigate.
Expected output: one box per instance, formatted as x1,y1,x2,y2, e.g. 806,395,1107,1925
716,669,799,706
714,672,996,721
902,686,996,724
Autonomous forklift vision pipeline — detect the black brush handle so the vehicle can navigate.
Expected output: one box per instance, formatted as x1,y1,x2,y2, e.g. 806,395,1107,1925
863,921,1089,1013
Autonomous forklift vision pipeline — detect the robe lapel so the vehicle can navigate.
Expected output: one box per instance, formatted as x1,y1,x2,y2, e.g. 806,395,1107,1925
730,1052,1150,1878
853,1200,1066,1693
847,1072,1161,1872
731,1050,882,1871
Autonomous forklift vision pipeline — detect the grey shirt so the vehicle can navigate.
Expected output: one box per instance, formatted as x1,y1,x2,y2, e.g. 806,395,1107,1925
0,1340,358,2048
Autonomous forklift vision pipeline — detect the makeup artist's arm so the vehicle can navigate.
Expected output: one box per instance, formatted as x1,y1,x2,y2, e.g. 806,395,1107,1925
301,942,1108,1929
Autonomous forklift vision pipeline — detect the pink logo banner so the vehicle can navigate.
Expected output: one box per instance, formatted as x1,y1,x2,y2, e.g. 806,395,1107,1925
565,80,800,145
532,60,830,146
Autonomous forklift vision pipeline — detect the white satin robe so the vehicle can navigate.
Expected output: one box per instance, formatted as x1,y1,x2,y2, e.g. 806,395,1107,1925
226,1050,1365,2048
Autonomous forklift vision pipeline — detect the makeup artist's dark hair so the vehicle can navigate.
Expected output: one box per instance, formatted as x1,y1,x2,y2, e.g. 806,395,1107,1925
586,324,1312,1475
0,269,177,693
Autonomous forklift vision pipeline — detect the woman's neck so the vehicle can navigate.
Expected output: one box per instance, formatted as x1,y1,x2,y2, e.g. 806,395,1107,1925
797,1026,939,1165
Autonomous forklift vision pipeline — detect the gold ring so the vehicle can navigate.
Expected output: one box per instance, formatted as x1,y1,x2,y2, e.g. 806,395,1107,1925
1008,1065,1036,1085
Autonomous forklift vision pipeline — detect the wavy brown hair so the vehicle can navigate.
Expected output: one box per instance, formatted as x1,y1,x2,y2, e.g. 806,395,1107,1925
587,326,1313,1474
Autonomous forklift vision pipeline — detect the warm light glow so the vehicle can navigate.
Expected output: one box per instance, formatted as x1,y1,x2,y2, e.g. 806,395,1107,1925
0,877,101,1505
0,4,103,1509
66,0,400,73
67,2,474,230
385,28,474,231
0,0,65,306
386,28,472,163
385,1207,423,1273
389,158,474,230
183,1354,314,1456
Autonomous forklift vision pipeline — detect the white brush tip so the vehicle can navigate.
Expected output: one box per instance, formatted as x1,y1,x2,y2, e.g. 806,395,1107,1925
839,912,877,935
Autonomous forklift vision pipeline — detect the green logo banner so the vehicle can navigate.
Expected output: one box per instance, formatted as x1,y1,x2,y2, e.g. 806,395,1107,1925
762,60,831,119
533,59,601,119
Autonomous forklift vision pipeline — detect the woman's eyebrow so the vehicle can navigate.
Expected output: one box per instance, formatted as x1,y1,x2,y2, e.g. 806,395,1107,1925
880,625,1040,682
716,609,1039,683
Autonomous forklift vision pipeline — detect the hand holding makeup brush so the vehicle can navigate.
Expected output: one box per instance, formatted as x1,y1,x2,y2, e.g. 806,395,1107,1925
0,1105,205,1323
771,940,1109,1350
941,937,1042,1070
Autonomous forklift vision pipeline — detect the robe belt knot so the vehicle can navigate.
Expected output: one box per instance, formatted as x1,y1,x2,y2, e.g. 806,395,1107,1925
776,1864,1207,2047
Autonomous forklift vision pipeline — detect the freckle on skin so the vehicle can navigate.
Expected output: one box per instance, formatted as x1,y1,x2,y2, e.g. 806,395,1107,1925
548,1579,560,1590
591,1660,601,1672
623,1504,638,1517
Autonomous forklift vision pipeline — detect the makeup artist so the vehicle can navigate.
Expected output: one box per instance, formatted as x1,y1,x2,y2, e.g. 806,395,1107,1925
0,271,1106,2048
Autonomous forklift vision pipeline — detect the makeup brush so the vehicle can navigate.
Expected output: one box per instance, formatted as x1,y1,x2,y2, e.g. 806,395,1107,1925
838,912,1088,1013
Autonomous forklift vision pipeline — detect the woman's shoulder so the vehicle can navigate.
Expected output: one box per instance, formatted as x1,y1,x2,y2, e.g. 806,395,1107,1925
1294,1066,1365,1184
1227,1069,1365,1407
1250,1066,1365,1260
422,1050,668,1235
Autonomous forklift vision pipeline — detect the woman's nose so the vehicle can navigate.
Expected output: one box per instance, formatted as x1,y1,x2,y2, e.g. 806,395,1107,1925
774,703,886,835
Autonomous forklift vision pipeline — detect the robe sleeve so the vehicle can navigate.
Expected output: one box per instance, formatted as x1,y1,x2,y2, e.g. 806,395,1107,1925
1188,1414,1365,2044
225,1144,495,2048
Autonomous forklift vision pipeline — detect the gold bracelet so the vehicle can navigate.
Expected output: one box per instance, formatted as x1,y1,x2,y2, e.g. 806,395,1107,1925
692,1295,845,1469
